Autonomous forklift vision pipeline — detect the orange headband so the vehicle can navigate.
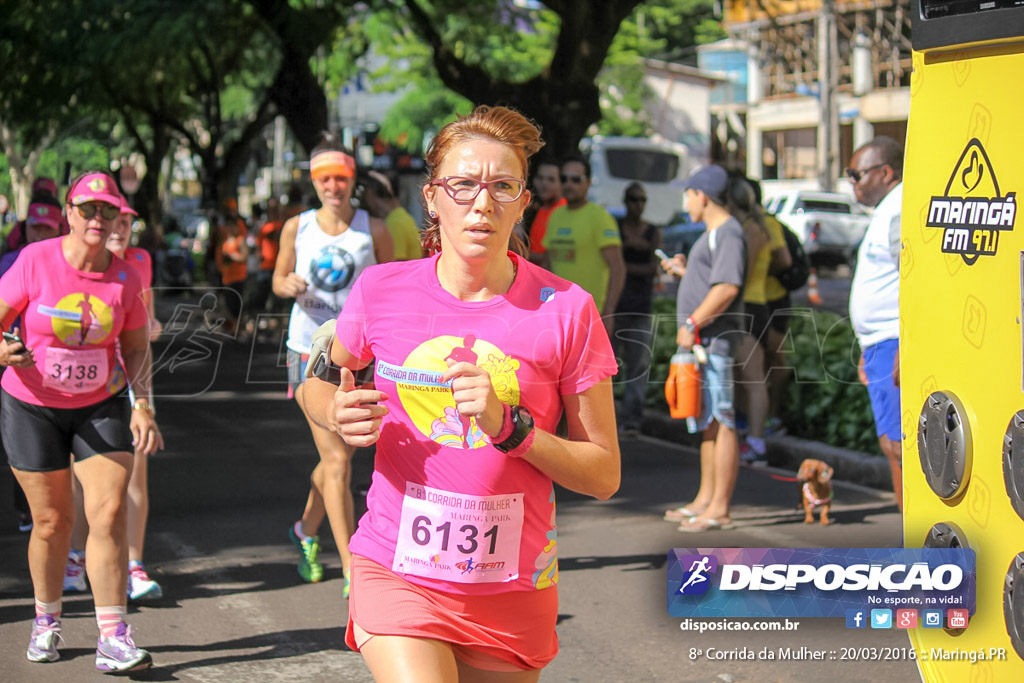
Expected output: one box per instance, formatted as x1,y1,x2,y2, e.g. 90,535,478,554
310,151,356,180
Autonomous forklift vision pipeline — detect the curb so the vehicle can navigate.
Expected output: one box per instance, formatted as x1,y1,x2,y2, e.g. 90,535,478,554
637,407,894,492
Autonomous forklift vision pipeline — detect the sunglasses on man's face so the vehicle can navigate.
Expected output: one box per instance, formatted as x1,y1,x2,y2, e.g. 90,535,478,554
560,174,585,184
626,196,647,203
76,203,120,220
844,164,886,184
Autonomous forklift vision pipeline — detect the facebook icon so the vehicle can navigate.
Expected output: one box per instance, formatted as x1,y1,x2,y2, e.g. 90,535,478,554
845,609,867,629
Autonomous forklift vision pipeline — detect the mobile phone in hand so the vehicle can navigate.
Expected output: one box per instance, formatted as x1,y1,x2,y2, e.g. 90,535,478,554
2,331,24,346
655,248,671,261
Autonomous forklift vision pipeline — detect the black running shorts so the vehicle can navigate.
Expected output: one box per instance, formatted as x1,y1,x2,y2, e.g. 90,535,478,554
1,389,133,472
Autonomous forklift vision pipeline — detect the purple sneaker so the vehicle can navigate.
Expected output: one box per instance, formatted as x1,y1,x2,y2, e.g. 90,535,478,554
95,622,152,673
27,615,63,663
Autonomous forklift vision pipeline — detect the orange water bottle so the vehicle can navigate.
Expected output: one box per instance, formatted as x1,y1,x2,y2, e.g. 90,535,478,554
665,347,702,420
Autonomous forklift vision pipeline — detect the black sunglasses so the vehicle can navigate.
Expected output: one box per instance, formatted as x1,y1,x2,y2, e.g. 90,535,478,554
625,196,647,203
844,164,886,183
76,203,120,220
560,174,585,184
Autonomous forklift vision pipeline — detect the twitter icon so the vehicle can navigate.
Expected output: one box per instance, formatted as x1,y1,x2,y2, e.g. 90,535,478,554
870,609,893,629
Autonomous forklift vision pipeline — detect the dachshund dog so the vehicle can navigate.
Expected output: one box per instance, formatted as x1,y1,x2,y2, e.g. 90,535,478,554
798,459,834,525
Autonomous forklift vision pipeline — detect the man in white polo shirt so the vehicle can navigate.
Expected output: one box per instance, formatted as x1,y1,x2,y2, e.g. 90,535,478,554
847,136,905,511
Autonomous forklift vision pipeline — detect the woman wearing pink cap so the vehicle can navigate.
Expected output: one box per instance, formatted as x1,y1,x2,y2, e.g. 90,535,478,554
304,106,620,680
0,171,159,673
64,198,166,605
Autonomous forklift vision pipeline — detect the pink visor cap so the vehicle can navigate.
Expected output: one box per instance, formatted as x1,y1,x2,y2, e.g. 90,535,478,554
26,203,62,229
68,173,123,207
120,198,139,216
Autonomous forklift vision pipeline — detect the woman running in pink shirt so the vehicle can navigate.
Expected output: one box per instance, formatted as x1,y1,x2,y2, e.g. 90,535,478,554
304,106,621,681
0,172,161,673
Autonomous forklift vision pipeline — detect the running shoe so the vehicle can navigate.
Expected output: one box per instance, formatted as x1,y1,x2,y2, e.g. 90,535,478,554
95,623,152,673
289,525,324,583
63,552,88,593
26,615,62,663
18,512,33,533
739,442,768,468
343,574,351,599
128,564,164,602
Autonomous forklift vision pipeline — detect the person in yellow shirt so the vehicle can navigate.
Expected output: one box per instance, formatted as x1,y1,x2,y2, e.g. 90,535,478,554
541,156,625,335
361,171,423,260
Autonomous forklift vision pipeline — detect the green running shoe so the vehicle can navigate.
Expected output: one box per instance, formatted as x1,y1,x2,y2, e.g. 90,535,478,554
343,573,351,599
289,525,323,583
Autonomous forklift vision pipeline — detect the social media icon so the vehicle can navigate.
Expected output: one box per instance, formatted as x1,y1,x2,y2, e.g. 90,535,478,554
948,608,969,629
871,609,893,629
896,609,918,629
923,610,944,628
846,609,867,629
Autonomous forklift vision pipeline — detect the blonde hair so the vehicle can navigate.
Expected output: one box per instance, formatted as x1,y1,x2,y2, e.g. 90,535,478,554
422,106,544,256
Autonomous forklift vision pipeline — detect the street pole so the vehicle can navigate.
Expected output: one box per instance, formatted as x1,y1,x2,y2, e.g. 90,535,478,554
818,0,839,191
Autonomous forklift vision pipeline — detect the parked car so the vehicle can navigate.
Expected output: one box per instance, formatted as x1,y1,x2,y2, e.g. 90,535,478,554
762,191,869,267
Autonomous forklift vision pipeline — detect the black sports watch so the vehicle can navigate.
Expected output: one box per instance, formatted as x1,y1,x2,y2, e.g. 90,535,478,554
493,405,534,453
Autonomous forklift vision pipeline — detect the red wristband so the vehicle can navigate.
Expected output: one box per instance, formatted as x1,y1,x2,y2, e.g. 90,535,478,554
492,403,515,443
503,427,535,459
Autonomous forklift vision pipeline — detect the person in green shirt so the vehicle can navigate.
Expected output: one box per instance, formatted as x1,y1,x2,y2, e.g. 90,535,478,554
541,156,625,335
361,171,424,260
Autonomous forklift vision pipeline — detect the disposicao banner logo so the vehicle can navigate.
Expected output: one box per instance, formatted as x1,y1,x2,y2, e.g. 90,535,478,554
668,548,975,619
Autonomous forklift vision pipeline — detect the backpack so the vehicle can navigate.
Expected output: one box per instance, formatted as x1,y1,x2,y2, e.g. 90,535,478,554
775,221,811,291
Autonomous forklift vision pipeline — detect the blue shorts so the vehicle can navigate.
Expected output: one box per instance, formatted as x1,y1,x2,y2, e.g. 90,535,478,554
688,352,736,434
863,338,902,442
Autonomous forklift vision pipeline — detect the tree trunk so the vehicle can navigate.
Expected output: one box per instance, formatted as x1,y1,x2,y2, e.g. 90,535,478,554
268,48,329,154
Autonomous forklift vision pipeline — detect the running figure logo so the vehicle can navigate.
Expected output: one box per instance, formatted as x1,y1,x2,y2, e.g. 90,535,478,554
676,554,718,596
42,293,114,346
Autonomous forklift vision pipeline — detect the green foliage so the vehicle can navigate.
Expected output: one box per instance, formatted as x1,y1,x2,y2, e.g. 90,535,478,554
595,0,726,137
644,301,881,456
781,310,879,454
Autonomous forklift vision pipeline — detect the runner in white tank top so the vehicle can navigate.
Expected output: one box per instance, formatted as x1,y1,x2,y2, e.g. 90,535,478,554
286,207,376,354
272,139,394,595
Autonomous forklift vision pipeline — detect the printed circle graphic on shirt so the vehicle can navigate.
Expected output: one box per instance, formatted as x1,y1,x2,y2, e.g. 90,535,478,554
308,244,357,293
392,335,521,450
47,293,114,346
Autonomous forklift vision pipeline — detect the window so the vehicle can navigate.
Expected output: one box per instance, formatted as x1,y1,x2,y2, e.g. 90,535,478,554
604,149,680,183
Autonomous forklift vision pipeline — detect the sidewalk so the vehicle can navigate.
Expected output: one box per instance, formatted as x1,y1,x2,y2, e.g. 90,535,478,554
637,405,895,491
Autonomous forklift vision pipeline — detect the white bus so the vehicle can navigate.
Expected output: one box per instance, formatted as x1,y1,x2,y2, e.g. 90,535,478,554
580,135,698,225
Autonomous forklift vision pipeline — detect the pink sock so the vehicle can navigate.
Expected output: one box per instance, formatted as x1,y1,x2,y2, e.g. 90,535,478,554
96,606,126,639
35,599,61,620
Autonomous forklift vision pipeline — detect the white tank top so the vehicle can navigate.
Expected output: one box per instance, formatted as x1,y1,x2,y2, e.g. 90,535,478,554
286,208,376,353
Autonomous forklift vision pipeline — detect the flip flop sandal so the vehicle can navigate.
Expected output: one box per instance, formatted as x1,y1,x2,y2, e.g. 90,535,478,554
678,517,734,533
663,506,700,523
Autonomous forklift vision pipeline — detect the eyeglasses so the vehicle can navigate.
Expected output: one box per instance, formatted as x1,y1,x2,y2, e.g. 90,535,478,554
75,203,120,220
844,164,886,183
560,174,585,184
626,196,647,203
429,176,525,203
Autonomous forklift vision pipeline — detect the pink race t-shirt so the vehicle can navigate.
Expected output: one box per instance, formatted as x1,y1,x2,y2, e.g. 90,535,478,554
0,238,148,408
119,246,153,312
336,252,617,595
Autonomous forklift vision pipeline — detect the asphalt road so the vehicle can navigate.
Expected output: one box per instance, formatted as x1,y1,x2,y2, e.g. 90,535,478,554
0,289,915,682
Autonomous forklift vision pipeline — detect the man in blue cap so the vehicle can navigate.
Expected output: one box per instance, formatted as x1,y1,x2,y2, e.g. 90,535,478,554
660,164,747,533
